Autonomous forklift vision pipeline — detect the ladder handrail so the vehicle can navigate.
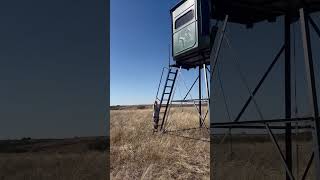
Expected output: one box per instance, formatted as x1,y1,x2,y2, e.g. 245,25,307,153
160,68,178,131
159,69,171,109
155,67,169,101
161,67,181,132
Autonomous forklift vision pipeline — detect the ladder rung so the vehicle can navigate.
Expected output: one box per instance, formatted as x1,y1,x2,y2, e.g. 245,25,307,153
169,72,176,74
168,78,175,81
164,93,170,94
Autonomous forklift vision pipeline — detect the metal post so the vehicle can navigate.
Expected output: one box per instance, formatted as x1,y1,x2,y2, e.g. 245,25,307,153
210,14,228,132
299,8,320,180
285,14,292,180
308,16,320,39
199,65,202,127
210,15,229,78
204,64,210,99
204,64,210,123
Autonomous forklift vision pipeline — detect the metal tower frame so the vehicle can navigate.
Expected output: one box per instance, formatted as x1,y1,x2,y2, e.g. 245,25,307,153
210,8,320,180
155,62,211,134
158,64,211,133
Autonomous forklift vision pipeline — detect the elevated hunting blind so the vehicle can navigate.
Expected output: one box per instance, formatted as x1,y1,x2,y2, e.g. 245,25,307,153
171,0,215,67
156,0,320,179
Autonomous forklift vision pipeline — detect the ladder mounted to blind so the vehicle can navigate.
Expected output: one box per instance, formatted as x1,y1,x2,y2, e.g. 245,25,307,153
154,67,179,132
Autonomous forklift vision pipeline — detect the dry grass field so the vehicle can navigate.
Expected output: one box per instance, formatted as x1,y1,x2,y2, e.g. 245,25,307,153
0,137,108,180
211,134,314,180
110,105,210,180
111,105,316,180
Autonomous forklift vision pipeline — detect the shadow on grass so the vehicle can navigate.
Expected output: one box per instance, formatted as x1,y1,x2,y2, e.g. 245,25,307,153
163,128,210,142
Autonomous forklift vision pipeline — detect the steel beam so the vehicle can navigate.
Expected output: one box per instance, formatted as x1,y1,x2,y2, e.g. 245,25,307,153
204,64,210,125
211,117,313,126
210,15,229,134
210,15,229,78
210,15,228,179
299,8,320,180
301,152,314,180
206,66,210,73
183,76,199,100
308,15,320,39
265,124,295,180
212,125,312,130
285,14,292,180
234,45,285,122
171,98,209,103
199,66,202,127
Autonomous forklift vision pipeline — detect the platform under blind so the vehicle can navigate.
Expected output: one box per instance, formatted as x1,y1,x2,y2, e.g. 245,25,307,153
212,0,320,24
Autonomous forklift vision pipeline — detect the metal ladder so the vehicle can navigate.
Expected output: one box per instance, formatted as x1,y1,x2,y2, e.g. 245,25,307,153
155,67,178,131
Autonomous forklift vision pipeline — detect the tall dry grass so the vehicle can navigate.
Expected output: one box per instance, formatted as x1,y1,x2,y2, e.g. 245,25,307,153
110,106,210,180
0,137,108,180
0,152,107,180
111,105,316,180
211,139,314,180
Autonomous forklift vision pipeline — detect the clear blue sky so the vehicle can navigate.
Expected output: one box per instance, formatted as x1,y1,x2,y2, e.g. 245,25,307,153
110,0,320,123
111,0,218,106
111,0,180,105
